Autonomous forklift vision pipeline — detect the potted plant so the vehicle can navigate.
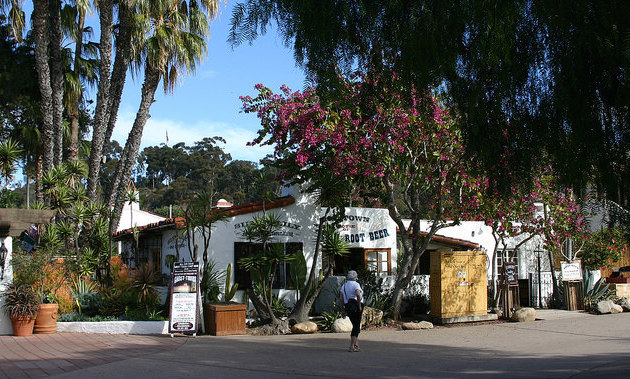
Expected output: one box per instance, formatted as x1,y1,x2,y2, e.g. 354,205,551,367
2,283,40,336
202,262,245,336
12,247,63,333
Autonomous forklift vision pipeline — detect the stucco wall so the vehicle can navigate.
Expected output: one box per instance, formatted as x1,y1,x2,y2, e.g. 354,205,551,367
0,237,13,335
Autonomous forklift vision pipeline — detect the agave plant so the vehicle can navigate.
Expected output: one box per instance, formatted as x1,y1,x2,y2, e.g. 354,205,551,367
583,270,614,311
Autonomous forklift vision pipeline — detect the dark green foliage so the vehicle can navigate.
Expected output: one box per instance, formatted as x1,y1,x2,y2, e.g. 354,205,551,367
318,309,342,331
270,295,289,318
356,268,390,311
74,292,102,316
583,270,615,311
98,286,131,317
230,0,630,207
129,263,161,313
200,259,224,304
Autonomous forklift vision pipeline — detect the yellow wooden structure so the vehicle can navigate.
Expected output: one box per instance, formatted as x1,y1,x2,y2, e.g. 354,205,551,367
430,251,487,318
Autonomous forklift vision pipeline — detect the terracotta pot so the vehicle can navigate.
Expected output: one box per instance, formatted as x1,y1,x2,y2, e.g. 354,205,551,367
10,315,36,337
204,302,246,336
34,303,59,334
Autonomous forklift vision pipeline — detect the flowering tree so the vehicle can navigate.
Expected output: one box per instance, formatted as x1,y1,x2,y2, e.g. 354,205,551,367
580,227,629,271
242,67,485,319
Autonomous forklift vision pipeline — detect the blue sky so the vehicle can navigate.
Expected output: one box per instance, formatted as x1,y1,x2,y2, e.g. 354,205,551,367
111,0,306,164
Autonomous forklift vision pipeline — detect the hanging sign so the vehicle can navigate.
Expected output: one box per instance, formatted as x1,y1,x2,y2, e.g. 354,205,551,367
504,262,518,285
561,260,583,281
169,261,200,335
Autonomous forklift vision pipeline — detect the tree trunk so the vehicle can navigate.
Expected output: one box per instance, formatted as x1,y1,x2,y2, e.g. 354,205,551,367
32,0,54,175
102,2,132,154
48,0,64,166
86,0,113,202
288,213,326,321
67,10,86,163
108,65,161,234
389,221,442,319
35,154,43,203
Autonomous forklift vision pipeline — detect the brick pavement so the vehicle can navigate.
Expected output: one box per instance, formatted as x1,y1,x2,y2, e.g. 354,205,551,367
0,333,187,378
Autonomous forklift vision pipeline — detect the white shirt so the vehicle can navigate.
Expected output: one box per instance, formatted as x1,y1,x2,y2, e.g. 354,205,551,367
341,280,363,304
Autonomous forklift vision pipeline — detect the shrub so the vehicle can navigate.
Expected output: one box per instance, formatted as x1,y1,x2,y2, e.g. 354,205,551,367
318,309,342,331
2,283,40,318
129,263,161,313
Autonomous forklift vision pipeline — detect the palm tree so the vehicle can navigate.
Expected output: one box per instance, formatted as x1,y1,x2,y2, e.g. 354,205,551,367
61,2,99,162
0,138,21,188
107,0,219,233
85,0,114,202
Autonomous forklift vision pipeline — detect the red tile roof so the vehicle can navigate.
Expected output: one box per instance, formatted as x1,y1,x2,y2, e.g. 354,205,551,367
113,196,296,238
397,228,480,250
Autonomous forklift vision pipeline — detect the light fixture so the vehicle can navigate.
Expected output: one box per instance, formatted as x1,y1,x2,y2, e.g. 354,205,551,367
0,243,7,281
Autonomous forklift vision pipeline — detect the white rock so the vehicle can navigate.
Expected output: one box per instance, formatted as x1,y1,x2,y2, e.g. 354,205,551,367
401,321,433,330
291,321,318,334
511,307,536,322
610,303,624,314
596,300,614,314
331,317,353,333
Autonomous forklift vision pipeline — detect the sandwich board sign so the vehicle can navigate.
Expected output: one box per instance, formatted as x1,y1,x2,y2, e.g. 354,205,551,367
169,261,200,336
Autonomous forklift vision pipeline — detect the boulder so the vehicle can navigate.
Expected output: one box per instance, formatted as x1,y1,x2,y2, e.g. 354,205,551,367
331,317,353,333
511,307,536,322
401,321,433,330
361,307,384,327
610,303,624,314
619,298,630,312
291,321,318,334
596,300,615,314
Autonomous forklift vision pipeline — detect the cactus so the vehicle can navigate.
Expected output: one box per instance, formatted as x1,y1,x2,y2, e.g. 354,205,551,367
223,264,239,302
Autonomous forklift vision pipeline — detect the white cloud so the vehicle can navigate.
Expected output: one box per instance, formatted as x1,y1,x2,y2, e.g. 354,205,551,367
112,110,273,163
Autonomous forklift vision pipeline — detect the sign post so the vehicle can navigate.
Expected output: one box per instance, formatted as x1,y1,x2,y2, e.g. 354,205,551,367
561,260,584,310
503,262,519,318
169,262,200,337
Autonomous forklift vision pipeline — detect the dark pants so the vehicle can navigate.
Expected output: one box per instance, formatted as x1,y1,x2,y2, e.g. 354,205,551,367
345,304,363,337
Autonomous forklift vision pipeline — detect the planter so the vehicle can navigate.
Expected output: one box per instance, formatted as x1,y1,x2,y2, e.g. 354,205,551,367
605,277,630,284
204,302,246,336
34,303,58,334
10,315,36,337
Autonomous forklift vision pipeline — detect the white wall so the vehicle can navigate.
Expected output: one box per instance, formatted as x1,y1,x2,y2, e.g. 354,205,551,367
117,201,166,232
0,237,13,335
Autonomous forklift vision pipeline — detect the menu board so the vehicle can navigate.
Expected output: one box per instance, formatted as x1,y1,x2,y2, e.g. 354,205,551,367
169,262,200,335
504,262,518,285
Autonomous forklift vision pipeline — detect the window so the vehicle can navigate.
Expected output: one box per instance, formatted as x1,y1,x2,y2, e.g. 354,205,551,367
327,248,391,276
135,235,162,270
234,242,303,289
365,249,391,275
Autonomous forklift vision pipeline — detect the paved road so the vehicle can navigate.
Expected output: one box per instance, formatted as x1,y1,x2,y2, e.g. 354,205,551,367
1,311,629,378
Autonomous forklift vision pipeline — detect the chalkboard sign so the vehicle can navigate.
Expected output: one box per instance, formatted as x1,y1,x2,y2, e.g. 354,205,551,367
169,262,200,335
504,262,518,285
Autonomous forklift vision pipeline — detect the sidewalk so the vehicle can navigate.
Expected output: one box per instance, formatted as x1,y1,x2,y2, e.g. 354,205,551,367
1,311,628,378
0,333,186,378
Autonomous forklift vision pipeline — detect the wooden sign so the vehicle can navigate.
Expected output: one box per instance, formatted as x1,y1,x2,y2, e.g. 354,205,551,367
561,260,583,281
169,262,200,336
504,262,518,285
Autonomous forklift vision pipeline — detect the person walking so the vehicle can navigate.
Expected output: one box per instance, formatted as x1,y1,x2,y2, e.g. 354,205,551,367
340,270,364,352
